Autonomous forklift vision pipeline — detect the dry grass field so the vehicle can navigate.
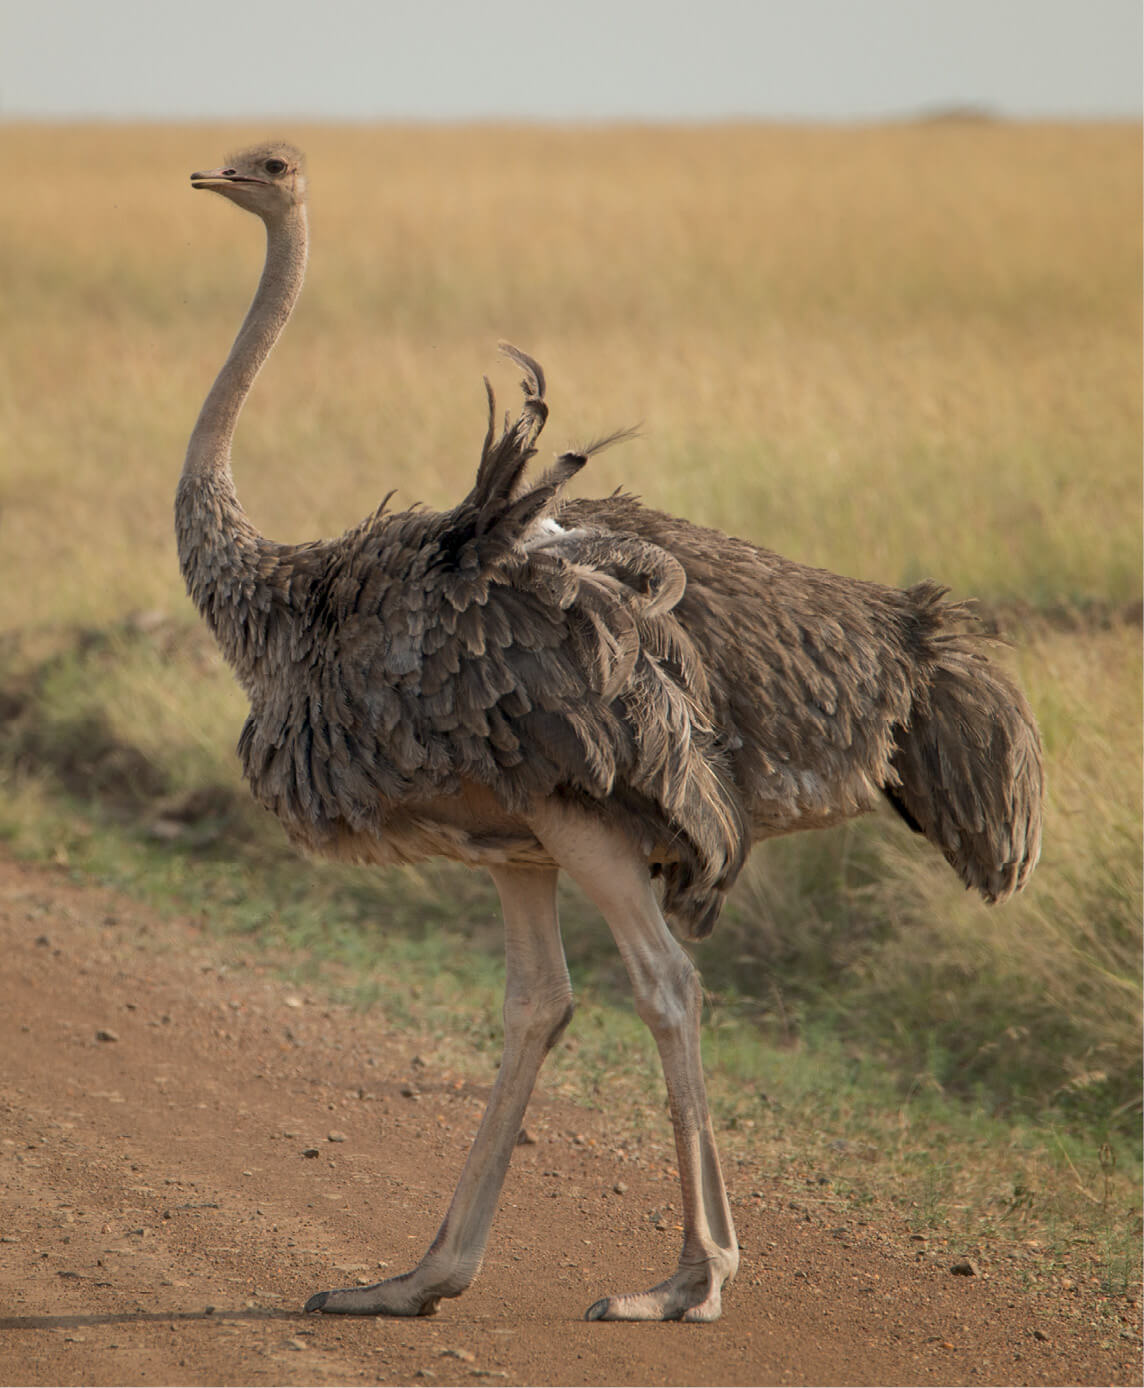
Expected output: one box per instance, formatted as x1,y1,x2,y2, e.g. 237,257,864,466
2,122,1140,626
0,123,1140,1273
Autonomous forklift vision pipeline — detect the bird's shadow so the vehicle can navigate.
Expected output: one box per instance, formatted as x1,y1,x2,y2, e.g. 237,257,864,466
0,1307,304,1332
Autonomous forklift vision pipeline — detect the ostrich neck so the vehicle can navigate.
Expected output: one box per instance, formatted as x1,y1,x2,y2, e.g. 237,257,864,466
177,202,309,682
183,202,308,483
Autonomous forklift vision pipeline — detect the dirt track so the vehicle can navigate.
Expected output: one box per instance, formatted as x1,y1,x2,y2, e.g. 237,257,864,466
0,853,1137,1386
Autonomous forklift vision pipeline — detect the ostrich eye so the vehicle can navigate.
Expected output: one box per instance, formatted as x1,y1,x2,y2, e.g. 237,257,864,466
264,158,287,176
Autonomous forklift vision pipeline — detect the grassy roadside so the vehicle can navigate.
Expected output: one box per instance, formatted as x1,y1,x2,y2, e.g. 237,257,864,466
0,616,1140,1312
3,612,1139,1126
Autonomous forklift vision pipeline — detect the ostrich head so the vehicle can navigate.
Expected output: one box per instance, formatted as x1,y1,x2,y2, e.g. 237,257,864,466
190,142,306,219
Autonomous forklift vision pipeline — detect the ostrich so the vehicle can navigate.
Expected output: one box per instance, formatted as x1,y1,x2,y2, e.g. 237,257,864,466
179,143,1042,1323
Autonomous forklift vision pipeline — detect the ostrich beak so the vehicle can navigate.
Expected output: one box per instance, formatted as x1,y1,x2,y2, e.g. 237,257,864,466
190,166,265,190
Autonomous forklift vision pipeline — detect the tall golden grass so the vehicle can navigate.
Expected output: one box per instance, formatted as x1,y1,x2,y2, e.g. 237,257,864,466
1,122,1139,629
0,122,1140,1126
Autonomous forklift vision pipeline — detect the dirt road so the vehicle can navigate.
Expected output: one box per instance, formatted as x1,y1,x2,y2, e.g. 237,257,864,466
0,853,1136,1386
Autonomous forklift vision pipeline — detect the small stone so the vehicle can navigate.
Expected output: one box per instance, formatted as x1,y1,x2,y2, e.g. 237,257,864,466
401,1084,419,1098
613,1182,628,1195
1033,1328,1050,1342
95,1029,119,1043
301,1148,320,1159
515,1128,537,1146
287,1337,308,1350
327,1130,348,1143
440,1348,476,1363
950,1259,980,1277
203,1306,215,1315
147,818,184,841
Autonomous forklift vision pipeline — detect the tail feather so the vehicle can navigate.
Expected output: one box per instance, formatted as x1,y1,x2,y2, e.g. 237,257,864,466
889,643,1043,903
468,346,552,518
460,344,636,556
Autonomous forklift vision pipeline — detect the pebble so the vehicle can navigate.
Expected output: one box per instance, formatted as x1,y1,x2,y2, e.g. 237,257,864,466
950,1259,980,1277
301,1148,320,1159
327,1130,348,1143
95,1028,119,1043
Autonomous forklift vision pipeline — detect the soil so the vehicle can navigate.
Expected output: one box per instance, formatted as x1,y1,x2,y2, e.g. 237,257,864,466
0,852,1138,1387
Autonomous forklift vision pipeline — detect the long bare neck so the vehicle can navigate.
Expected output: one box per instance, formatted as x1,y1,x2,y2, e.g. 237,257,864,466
176,202,309,681
183,202,308,482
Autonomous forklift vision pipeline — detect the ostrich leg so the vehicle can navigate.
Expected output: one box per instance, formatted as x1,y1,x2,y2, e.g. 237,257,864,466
305,863,571,1316
531,802,739,1321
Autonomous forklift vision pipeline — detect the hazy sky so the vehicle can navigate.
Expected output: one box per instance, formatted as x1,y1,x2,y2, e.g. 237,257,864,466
1,0,1140,123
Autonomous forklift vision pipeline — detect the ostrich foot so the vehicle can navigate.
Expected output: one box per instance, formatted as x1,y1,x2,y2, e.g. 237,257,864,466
585,1262,730,1322
304,1272,453,1318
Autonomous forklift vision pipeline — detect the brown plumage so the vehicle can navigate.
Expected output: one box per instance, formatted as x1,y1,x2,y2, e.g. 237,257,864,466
179,144,1042,1324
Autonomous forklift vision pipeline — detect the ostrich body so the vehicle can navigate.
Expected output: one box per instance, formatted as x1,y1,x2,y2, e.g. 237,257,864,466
179,144,1042,1323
